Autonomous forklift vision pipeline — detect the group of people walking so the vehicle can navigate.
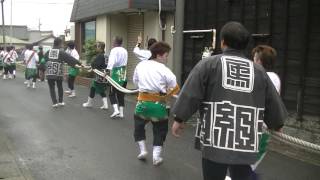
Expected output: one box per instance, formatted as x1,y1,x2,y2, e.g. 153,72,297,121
1,21,288,180
0,46,18,80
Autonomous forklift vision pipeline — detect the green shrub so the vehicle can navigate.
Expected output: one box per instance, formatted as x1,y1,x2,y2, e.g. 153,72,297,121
83,39,97,64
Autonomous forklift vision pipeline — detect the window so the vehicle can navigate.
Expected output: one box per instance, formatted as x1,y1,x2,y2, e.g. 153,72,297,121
84,21,96,41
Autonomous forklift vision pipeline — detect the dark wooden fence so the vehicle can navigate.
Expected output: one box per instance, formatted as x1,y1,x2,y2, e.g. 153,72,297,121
182,0,320,118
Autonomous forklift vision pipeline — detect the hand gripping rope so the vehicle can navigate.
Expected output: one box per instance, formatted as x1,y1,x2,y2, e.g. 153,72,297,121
93,69,139,94
93,69,320,152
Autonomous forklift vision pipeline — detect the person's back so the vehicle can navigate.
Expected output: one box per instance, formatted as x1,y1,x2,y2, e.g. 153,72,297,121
108,46,127,68
171,21,288,180
134,60,175,93
44,38,81,107
133,36,157,61
45,46,79,80
107,36,128,118
24,49,38,69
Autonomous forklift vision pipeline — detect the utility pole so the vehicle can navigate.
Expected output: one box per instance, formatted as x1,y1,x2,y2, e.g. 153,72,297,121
38,18,41,31
173,0,184,85
9,0,12,45
1,0,5,48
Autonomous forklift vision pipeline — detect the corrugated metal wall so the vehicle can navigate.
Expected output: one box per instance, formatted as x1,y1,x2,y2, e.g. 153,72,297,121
126,15,144,84
183,0,320,117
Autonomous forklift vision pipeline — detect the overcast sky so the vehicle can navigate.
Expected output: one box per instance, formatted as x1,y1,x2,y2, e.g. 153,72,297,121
1,0,74,36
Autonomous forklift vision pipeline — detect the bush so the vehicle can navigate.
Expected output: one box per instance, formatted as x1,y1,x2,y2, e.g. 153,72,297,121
83,39,97,64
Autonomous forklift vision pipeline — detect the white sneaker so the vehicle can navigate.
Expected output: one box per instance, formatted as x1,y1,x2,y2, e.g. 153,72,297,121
100,97,109,110
137,140,148,160
83,97,93,108
58,102,65,106
32,83,36,89
68,91,76,98
52,104,59,108
137,152,148,160
153,146,163,166
110,111,120,118
24,80,28,84
65,90,71,94
119,106,124,118
68,94,76,98
153,157,163,166
110,104,120,118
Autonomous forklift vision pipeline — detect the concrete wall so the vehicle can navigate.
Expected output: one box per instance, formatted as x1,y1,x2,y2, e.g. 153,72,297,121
144,11,162,41
96,14,127,53
28,31,42,43
143,11,175,69
70,25,75,41
164,13,175,70
96,15,107,46
109,14,128,52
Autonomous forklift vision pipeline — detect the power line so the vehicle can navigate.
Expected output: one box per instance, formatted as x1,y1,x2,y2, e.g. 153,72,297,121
11,1,74,5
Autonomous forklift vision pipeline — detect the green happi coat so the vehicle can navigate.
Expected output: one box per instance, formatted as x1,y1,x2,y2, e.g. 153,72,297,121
111,66,127,86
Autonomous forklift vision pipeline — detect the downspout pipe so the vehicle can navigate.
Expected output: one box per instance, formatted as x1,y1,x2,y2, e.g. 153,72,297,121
173,0,184,85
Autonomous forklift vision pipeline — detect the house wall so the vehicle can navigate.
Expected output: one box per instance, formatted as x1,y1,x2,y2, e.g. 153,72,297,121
144,11,162,41
70,0,175,22
0,26,28,40
183,0,320,117
74,22,82,55
96,15,108,46
143,11,175,69
164,13,175,70
109,14,128,51
38,38,55,47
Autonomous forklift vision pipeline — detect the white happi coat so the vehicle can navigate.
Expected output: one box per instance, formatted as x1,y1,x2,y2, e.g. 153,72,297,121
133,60,177,93
24,49,39,69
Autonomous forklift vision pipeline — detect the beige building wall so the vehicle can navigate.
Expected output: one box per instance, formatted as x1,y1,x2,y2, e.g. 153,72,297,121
94,12,175,82
164,13,175,70
109,14,128,52
96,14,128,53
144,12,162,42
143,11,174,70
96,15,108,46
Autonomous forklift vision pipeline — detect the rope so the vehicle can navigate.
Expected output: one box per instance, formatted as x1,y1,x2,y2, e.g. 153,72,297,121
93,69,320,152
266,130,320,152
93,69,139,94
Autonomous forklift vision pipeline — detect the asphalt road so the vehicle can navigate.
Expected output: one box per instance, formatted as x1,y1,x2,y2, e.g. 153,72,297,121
0,73,319,180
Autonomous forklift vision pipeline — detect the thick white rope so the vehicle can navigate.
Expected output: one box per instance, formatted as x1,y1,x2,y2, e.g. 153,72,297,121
93,69,139,94
266,130,320,152
93,69,320,152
